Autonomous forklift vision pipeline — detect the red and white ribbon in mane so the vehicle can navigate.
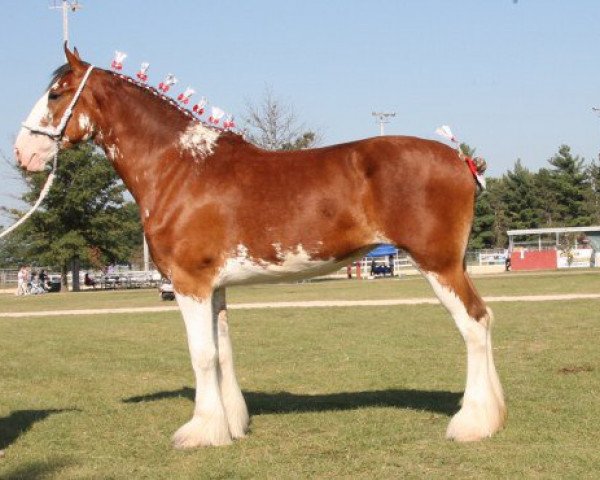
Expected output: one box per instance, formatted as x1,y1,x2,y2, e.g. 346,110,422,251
136,62,150,82
223,115,235,130
177,87,195,105
108,50,237,133
208,106,225,125
158,74,178,93
111,51,127,71
192,97,207,116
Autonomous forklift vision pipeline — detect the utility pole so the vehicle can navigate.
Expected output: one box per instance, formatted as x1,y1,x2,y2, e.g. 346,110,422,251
50,0,82,45
372,111,396,136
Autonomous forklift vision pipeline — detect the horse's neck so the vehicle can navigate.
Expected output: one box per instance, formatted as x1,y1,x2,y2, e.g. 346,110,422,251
92,78,205,207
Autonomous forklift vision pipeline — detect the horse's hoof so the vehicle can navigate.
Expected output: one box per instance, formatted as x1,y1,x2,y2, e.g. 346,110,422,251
172,417,232,449
446,401,504,442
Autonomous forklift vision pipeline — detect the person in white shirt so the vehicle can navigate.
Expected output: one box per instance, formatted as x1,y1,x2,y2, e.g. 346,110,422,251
16,266,28,296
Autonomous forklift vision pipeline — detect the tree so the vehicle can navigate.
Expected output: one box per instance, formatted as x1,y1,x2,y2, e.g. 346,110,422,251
461,143,496,249
281,131,317,151
470,189,496,249
544,145,591,226
584,159,600,225
500,159,540,231
0,229,28,268
3,144,142,290
243,87,319,151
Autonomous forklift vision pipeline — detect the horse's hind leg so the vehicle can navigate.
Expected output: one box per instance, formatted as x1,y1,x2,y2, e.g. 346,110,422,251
420,261,506,441
212,288,250,439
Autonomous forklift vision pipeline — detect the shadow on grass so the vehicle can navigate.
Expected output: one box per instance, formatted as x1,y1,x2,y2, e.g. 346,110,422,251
0,459,70,480
0,409,75,450
123,387,461,416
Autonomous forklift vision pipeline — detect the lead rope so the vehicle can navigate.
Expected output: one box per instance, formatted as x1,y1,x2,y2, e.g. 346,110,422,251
0,65,94,240
0,154,57,240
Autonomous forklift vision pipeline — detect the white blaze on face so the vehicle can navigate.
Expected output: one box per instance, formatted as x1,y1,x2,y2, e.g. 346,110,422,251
14,91,58,171
179,123,220,160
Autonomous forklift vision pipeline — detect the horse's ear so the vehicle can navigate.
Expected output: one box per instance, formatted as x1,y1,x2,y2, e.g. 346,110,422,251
73,47,81,60
64,42,85,73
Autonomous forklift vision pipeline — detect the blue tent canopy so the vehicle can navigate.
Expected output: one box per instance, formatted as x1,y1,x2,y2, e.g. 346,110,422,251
365,244,397,257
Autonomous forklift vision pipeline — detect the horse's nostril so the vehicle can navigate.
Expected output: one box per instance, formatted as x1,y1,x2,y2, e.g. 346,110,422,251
14,146,20,161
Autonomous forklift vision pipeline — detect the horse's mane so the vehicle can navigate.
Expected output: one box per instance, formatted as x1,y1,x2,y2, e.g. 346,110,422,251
50,63,241,138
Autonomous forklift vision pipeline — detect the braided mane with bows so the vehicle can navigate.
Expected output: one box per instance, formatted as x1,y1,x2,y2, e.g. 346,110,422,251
50,57,238,136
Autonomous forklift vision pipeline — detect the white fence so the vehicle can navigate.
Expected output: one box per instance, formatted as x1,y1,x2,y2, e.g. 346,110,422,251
0,269,18,286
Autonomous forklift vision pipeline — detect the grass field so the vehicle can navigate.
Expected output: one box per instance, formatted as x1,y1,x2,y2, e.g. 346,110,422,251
1,271,599,479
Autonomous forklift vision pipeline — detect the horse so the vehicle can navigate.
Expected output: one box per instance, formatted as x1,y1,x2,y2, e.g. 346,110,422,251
13,45,506,448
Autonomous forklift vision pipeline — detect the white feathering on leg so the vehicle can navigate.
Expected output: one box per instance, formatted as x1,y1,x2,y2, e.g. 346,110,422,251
213,289,250,439
424,272,505,441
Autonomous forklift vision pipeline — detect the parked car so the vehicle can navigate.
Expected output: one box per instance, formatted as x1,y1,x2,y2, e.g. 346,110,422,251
47,274,62,293
159,278,175,301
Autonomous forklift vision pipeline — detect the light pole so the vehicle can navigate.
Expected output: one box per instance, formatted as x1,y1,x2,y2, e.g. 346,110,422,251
372,111,396,136
50,0,82,45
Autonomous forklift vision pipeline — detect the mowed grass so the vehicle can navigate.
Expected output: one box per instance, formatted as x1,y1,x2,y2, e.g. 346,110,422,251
0,273,599,478
1,269,600,313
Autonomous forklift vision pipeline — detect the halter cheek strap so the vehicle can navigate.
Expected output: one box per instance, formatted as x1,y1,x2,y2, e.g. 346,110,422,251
0,65,95,241
22,64,95,139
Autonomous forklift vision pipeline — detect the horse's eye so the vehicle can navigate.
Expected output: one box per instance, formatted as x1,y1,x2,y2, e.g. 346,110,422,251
48,91,61,100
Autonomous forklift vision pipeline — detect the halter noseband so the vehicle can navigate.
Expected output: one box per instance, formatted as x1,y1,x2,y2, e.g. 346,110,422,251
22,64,95,140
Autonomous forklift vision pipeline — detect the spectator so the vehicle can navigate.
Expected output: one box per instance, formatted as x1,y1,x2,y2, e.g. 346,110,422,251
84,272,97,288
15,266,28,296
24,266,31,290
38,269,48,290
29,273,46,295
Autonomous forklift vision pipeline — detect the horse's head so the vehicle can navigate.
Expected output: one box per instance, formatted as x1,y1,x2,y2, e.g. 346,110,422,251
14,45,98,171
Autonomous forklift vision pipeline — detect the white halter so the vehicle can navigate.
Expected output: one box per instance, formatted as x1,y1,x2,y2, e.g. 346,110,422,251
0,65,95,240
22,64,95,138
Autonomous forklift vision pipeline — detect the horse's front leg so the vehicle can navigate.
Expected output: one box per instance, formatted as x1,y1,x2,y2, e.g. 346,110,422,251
173,292,232,448
213,288,250,439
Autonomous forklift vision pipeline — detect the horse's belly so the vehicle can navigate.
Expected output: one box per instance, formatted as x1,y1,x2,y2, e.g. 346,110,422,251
215,245,373,287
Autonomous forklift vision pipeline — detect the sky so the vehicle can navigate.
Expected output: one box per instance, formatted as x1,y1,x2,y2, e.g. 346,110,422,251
1,0,599,220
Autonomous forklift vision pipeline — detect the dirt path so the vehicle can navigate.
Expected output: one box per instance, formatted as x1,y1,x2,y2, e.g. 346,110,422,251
1,293,600,318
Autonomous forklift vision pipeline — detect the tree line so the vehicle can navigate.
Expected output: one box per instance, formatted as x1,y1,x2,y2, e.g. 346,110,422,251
469,145,600,249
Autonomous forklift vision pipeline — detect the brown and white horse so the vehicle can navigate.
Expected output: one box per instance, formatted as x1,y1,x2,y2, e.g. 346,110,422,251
14,46,506,448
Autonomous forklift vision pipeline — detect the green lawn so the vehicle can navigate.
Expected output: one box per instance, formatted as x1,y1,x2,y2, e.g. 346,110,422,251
1,273,599,478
